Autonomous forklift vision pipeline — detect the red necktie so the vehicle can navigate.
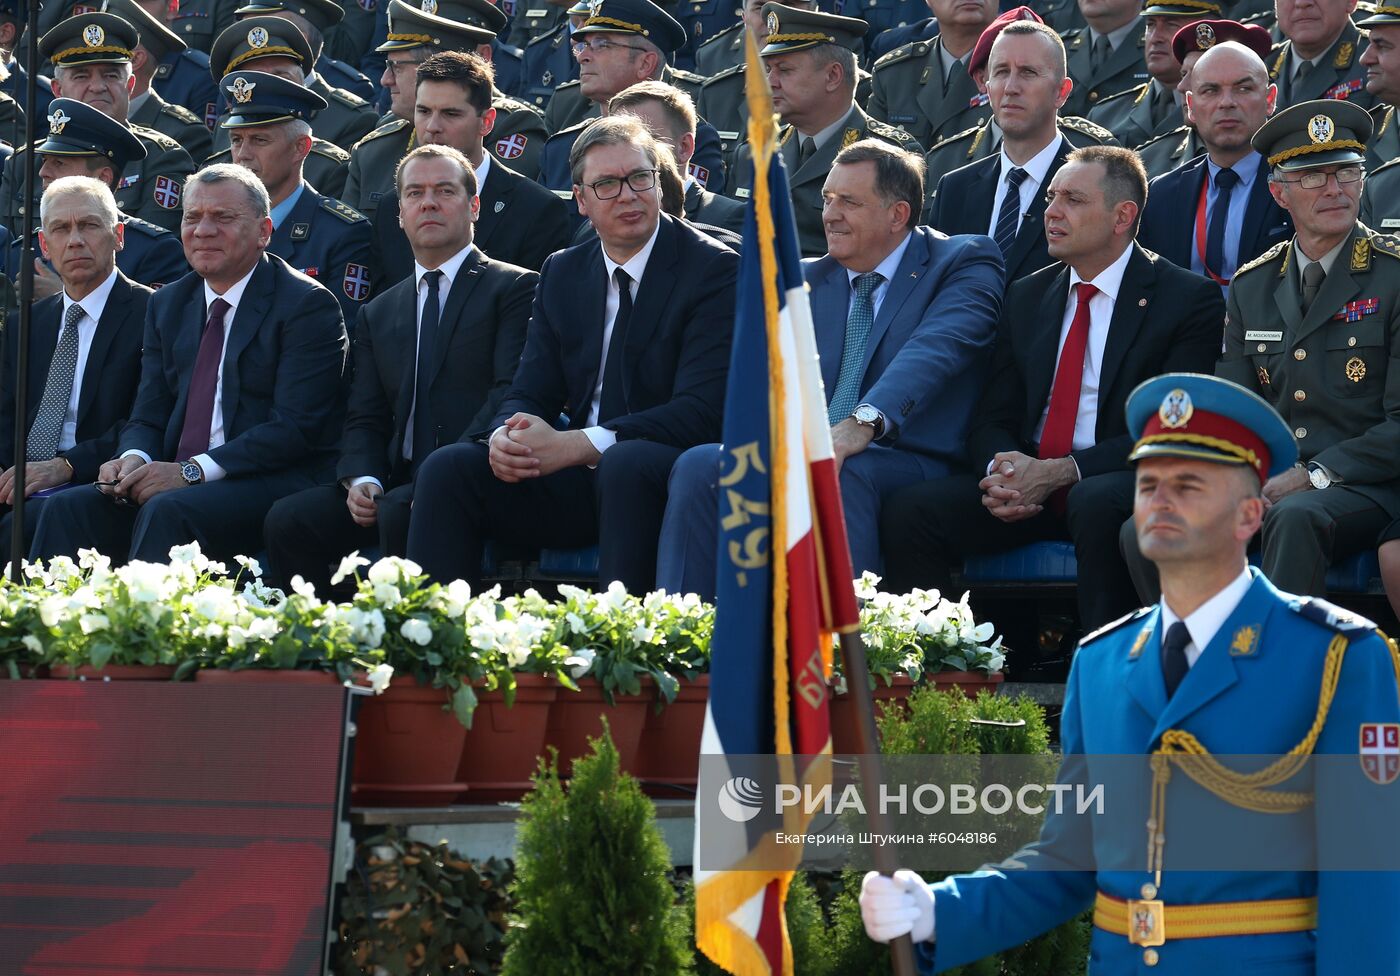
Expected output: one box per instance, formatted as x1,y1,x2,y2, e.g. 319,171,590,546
1039,282,1098,461
176,298,231,461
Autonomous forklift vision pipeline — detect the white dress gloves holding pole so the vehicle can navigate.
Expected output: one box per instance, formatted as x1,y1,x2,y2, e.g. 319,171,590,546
860,869,936,944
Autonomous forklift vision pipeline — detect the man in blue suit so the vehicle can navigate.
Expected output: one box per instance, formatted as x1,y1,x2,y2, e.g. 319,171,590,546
861,372,1400,974
1137,39,1292,292
655,139,1005,599
406,115,739,592
29,164,348,564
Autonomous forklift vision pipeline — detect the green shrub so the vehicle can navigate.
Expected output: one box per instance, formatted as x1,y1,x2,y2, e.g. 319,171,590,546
501,724,692,976
687,872,833,976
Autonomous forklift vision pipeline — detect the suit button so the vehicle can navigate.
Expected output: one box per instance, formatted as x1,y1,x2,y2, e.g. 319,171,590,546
1294,390,1306,401
1294,348,1306,360
1296,427,1307,438
1143,948,1159,966
1089,91,1100,102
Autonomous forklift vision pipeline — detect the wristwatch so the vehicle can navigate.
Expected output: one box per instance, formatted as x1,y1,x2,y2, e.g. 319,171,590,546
851,403,885,440
179,459,204,486
1307,462,1332,490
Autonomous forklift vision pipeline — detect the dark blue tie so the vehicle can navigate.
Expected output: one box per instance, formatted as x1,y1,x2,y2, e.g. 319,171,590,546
1161,620,1190,698
1205,167,1239,280
412,269,443,468
598,267,633,423
993,167,1027,257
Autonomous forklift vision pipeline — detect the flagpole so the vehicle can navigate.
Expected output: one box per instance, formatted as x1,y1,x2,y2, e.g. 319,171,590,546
838,628,918,975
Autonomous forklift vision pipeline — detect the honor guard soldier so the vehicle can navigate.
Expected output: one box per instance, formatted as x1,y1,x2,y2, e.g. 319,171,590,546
507,0,567,48
1,12,197,233
209,15,376,157
222,70,373,322
867,0,999,149
863,370,1400,975
727,4,921,256
1267,0,1371,111
232,0,378,101
104,0,213,163
1087,0,1220,149
6,97,188,292
537,0,727,194
1059,0,1151,118
517,0,579,110
205,18,353,196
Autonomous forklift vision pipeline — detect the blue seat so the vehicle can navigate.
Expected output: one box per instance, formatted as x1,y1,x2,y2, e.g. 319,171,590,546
537,546,600,578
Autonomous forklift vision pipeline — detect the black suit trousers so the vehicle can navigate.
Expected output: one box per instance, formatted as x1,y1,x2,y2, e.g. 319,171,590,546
406,438,683,592
263,481,414,594
879,469,1139,630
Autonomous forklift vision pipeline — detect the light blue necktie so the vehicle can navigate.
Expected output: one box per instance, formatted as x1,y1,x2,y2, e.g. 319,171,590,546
828,271,883,424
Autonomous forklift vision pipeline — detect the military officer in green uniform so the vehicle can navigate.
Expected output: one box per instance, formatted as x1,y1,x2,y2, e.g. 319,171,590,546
1060,0,1150,118
107,0,213,164
694,0,811,76
866,0,1000,149
1266,0,1372,110
221,70,373,321
1130,100,1400,597
1,12,196,233
726,4,921,256
1357,4,1400,171
1087,0,1221,149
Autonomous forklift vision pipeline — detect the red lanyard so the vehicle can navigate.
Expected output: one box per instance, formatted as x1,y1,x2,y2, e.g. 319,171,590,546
1194,174,1230,286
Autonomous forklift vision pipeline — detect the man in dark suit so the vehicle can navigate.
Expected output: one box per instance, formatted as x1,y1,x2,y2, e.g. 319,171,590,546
930,21,1078,285
1138,40,1292,289
0,177,151,553
370,51,569,290
406,115,739,591
656,140,1005,599
265,145,536,592
29,164,348,564
880,146,1224,630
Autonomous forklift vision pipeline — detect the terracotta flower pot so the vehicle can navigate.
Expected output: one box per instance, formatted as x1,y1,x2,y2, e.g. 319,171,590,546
454,674,557,802
829,672,1004,753
634,675,709,798
48,664,177,681
352,676,468,807
545,675,652,777
195,669,342,684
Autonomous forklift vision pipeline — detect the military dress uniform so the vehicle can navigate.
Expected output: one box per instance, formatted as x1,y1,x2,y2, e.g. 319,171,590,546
670,0,740,71
517,19,577,111
694,20,745,75
542,61,706,133
1267,22,1373,111
835,0,924,58
316,53,379,101
169,0,243,53
130,91,213,166
921,115,1117,201
343,116,413,218
205,135,351,196
152,49,221,133
0,60,52,142
1136,123,1202,179
1087,78,1185,149
325,0,381,67
1060,18,1150,119
1366,103,1400,171
507,0,566,48
869,16,936,61
868,37,991,151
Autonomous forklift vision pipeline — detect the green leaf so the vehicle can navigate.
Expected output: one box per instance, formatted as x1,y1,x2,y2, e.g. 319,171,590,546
451,682,479,730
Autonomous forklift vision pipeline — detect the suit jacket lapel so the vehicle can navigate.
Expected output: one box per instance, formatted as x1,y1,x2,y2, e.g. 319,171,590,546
475,166,512,251
1237,156,1275,262
864,232,928,377
1271,241,1305,336
1005,140,1066,273
219,256,274,421
25,299,60,430
792,106,860,187
75,274,130,425
268,187,317,260
574,244,609,425
1097,246,1154,433
811,260,848,392
1025,267,1072,430
392,276,420,446
1122,609,1167,725
1295,225,1364,342
429,248,487,385
1170,158,1208,263
916,48,976,139
623,217,681,404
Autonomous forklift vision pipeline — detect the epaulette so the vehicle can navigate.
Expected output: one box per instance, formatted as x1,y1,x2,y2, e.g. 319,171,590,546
1080,606,1152,646
1060,25,1086,40
494,94,544,118
697,21,741,50
546,117,593,142
159,101,202,126
554,78,582,93
1370,154,1400,179
868,117,915,144
1290,596,1378,637
310,139,351,163
873,40,927,69
1058,114,1115,143
321,195,367,224
131,123,180,150
1234,239,1287,278
351,117,410,150
702,61,745,86
1135,123,1190,151
669,66,706,86
120,213,170,238
1369,228,1400,260
927,122,982,151
525,21,567,46
327,85,370,109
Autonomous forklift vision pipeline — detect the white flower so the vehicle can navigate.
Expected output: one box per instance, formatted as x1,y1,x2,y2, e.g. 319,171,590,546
38,595,67,628
331,552,370,586
45,556,78,583
120,561,175,603
372,582,401,608
77,548,110,573
565,611,587,635
853,571,882,601
439,579,472,617
367,558,400,586
630,623,657,645
360,608,386,647
969,621,996,643
191,586,239,622
167,542,202,565
564,647,596,678
598,579,630,613
289,575,317,599
556,583,589,602
400,618,433,646
78,612,110,634
246,616,281,641
468,623,499,650
21,634,42,653
366,663,395,694
235,554,263,579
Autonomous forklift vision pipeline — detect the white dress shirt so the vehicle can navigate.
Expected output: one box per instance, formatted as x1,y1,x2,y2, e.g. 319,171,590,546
121,263,259,481
1160,566,1253,668
844,230,912,321
474,151,492,196
1032,241,1135,452
986,133,1063,242
583,219,661,456
55,268,118,453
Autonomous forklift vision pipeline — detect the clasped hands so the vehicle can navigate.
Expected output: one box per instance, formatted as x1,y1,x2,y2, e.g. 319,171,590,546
94,455,189,506
977,451,1078,523
489,413,601,482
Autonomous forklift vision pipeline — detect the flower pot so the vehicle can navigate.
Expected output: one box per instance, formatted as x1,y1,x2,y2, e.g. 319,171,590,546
634,675,709,798
48,664,177,681
829,672,1004,753
545,676,652,777
932,670,1004,698
454,674,557,802
195,669,342,684
352,676,468,807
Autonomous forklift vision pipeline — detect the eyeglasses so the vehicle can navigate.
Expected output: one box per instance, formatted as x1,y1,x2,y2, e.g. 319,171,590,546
1274,165,1364,189
579,168,658,199
385,58,424,75
572,36,647,54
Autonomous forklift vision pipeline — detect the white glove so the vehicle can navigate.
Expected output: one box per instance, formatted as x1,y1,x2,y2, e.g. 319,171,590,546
860,869,935,945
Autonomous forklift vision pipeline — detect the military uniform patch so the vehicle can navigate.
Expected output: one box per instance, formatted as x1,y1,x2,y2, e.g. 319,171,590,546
1361,723,1400,784
1230,625,1260,656
343,263,371,301
496,133,528,158
152,175,180,210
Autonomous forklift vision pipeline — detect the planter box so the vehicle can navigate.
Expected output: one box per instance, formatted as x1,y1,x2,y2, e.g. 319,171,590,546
634,675,709,798
195,669,342,685
48,664,177,681
352,676,467,807
455,674,557,802
545,676,652,777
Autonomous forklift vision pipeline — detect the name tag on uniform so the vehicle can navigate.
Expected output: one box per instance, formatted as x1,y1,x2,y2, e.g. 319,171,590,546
525,7,547,15
716,130,740,141
1383,219,1400,229
735,187,751,199
552,189,573,200
1245,330,1283,342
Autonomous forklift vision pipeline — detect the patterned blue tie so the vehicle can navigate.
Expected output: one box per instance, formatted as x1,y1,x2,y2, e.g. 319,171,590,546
993,167,1027,257
827,271,883,425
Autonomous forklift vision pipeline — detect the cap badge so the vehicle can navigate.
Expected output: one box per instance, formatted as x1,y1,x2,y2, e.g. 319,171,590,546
46,107,71,134
83,23,104,46
1195,22,1215,50
248,25,270,48
766,10,779,33
228,76,257,103
420,0,437,12
1308,114,1334,144
588,0,604,16
1158,388,1193,429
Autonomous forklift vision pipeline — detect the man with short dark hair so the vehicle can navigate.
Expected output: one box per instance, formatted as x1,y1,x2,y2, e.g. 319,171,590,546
882,145,1224,630
1268,0,1371,110
29,164,348,564
406,115,739,592
264,144,536,592
656,140,1004,597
